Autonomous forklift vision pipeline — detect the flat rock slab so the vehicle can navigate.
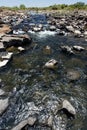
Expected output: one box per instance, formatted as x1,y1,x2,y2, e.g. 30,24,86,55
1,34,32,48
0,98,9,115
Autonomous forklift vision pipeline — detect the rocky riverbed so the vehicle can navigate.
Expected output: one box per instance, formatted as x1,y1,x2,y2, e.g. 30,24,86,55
0,10,87,130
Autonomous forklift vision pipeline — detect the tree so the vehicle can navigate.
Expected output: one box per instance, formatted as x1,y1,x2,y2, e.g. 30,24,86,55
20,4,26,10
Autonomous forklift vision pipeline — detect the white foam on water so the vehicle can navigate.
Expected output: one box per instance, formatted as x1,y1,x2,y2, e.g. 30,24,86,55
38,30,57,37
28,30,57,38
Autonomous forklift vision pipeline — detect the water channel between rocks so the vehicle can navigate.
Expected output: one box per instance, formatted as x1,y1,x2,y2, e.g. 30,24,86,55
0,13,87,130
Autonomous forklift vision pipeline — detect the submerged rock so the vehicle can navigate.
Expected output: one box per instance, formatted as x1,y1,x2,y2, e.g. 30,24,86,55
67,70,81,81
0,98,9,115
43,45,52,54
45,59,58,69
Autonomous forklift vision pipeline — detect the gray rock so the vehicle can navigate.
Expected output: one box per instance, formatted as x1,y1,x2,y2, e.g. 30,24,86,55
49,26,56,31
0,42,4,50
12,116,37,130
0,98,9,115
66,26,74,32
61,46,74,54
62,100,76,116
0,89,5,96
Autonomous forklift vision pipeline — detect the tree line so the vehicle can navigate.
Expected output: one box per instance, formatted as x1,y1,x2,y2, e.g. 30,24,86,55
0,2,87,11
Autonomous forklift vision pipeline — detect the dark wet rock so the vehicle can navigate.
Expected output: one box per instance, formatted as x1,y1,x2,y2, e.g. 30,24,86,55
62,100,76,116
61,46,74,55
73,45,85,51
0,98,9,115
45,59,58,69
1,34,32,48
67,69,81,81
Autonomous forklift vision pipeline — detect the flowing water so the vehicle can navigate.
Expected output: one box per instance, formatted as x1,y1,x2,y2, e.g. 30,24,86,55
0,13,87,130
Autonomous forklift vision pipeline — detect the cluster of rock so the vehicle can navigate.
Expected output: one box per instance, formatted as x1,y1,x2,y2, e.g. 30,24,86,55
0,13,32,68
11,99,76,130
46,11,87,38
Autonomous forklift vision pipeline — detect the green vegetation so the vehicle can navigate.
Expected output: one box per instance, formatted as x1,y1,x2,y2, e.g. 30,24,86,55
0,2,87,11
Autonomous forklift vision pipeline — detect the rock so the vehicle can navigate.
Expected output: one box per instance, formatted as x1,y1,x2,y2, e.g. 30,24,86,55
0,98,9,115
84,31,87,36
0,24,11,33
74,30,81,35
43,45,52,54
73,45,85,51
49,26,56,31
66,26,74,32
0,42,5,51
13,30,25,35
1,34,32,48
11,120,28,130
18,46,25,52
67,70,81,81
62,100,76,116
1,52,13,59
45,59,58,69
32,27,41,32
47,115,53,127
0,60,9,68
61,46,74,54
0,89,5,96
12,116,36,130
28,116,37,126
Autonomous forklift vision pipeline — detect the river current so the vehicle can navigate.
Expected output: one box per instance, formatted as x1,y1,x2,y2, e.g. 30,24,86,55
0,13,87,130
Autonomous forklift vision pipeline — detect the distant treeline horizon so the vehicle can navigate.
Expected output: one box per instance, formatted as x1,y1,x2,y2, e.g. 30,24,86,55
0,2,87,11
